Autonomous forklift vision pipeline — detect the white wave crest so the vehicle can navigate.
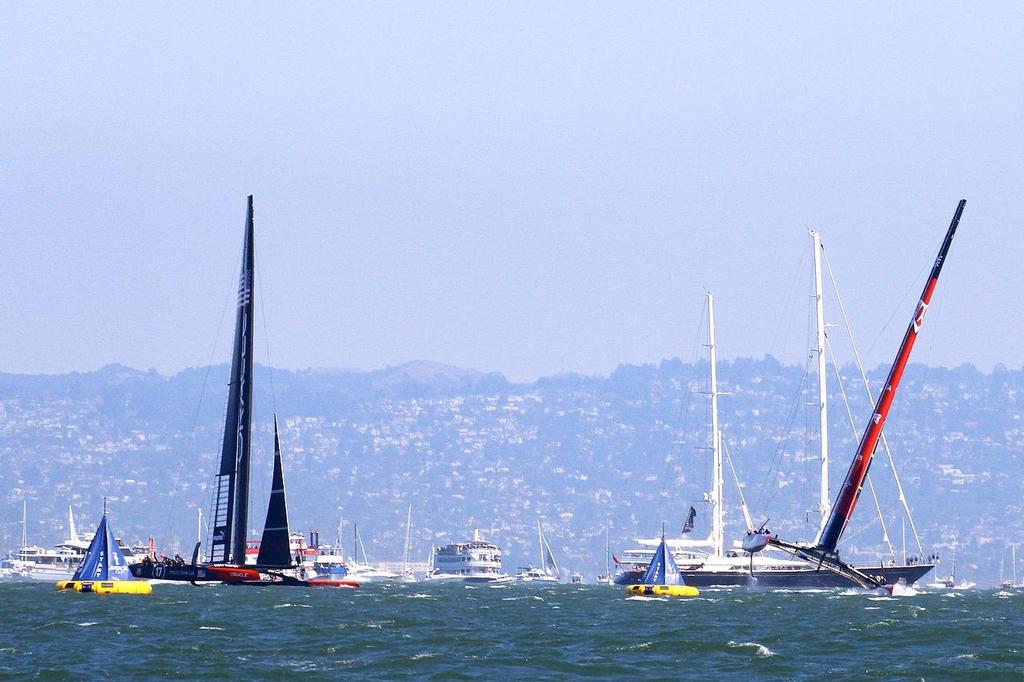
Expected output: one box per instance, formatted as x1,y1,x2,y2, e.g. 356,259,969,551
728,640,776,657
890,583,919,597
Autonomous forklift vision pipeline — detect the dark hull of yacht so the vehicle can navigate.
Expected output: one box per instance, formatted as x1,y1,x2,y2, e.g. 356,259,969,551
614,562,934,588
129,563,260,582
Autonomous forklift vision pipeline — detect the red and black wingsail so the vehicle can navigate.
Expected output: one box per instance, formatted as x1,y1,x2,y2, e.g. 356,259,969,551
816,199,966,553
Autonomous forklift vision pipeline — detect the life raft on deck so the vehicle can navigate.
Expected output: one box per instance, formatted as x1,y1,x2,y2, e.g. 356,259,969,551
56,580,153,595
626,584,699,598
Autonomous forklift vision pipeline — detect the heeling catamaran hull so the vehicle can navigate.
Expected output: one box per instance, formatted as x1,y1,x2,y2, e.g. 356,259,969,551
128,563,260,582
128,562,359,588
614,562,934,587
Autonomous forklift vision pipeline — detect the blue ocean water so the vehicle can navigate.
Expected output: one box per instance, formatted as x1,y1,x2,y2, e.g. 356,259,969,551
1,581,1022,679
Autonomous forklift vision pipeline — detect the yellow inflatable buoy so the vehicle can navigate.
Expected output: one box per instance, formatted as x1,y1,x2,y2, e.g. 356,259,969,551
627,528,699,597
56,580,153,595
627,584,699,598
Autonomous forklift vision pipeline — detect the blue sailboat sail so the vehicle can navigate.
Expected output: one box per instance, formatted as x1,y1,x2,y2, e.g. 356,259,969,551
72,515,134,581
641,533,685,586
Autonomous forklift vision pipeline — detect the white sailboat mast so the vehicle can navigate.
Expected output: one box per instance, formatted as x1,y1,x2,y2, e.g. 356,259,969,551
356,524,369,564
1014,544,1018,586
21,501,27,549
605,527,610,578
335,516,344,555
68,505,78,543
902,518,906,565
707,291,724,559
403,505,413,567
537,519,544,570
811,230,830,540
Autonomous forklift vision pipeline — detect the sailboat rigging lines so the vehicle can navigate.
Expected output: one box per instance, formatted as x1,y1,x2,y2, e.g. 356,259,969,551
820,244,925,558
747,199,967,589
818,200,966,554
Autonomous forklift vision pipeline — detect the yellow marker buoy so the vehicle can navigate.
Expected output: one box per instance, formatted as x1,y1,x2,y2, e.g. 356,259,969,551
56,580,152,595
626,584,699,597
626,525,699,598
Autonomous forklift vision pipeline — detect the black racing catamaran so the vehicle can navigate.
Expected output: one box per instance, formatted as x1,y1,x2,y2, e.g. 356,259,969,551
743,200,967,589
130,196,356,588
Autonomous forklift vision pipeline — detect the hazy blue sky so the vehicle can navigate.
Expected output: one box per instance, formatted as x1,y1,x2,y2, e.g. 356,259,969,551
1,3,1020,382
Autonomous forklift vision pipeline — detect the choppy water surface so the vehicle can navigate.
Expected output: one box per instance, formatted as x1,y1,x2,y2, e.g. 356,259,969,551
2,582,1023,679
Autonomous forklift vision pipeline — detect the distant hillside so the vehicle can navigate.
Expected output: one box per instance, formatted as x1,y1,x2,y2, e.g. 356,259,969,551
1,357,1021,584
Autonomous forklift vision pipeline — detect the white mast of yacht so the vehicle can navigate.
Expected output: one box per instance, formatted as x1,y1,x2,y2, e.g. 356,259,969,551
902,518,907,566
537,519,545,571
68,506,78,544
707,291,724,559
403,505,413,570
811,231,830,540
603,527,612,583
1013,543,1018,587
401,505,416,581
633,293,727,557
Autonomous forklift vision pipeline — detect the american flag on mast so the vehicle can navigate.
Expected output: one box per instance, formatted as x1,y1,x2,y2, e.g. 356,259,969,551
237,269,252,307
682,506,696,534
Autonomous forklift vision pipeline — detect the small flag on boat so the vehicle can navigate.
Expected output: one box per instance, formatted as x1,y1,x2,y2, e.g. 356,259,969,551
682,506,696,534
237,271,252,307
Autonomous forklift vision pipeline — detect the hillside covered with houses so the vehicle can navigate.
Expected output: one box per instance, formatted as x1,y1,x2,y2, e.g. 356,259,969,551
1,357,1021,584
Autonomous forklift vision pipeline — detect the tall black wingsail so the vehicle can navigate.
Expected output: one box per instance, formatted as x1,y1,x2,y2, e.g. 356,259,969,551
209,196,256,566
256,416,293,568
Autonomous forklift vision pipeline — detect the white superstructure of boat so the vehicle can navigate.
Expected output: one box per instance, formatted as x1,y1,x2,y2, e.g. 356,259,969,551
425,530,510,583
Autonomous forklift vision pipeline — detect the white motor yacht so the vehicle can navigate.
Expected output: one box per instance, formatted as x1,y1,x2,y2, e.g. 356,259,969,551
425,530,510,583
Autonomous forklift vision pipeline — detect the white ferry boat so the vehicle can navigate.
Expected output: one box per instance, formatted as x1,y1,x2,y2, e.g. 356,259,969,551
425,530,510,583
